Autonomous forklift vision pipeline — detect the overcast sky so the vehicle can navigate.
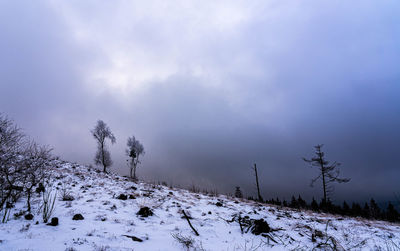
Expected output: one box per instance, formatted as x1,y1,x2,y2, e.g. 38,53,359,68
1,0,399,204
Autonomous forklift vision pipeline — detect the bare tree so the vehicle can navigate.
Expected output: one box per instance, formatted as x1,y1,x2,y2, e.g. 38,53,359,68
126,135,145,180
303,144,350,204
0,114,53,216
23,142,52,212
0,114,26,210
91,120,116,173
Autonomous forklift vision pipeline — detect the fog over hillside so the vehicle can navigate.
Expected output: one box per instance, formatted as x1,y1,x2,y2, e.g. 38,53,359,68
1,0,399,204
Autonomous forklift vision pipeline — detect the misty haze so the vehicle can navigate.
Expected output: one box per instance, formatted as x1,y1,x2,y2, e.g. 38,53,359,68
1,1,399,250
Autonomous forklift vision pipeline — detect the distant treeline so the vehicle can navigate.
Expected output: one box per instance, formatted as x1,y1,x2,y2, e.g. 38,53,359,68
246,195,400,223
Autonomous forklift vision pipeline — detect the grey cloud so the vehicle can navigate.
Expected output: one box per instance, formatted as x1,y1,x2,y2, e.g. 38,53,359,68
0,0,399,205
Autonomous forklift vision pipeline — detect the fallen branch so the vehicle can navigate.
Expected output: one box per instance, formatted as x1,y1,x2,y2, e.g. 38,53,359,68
182,210,199,236
262,233,278,244
238,215,244,234
123,235,143,242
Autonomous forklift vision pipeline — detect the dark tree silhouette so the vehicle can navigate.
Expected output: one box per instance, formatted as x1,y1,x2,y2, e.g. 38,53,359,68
311,197,319,211
252,163,263,202
369,198,381,219
351,202,362,217
91,120,116,173
234,186,243,198
297,195,306,208
0,114,26,210
342,201,350,215
303,144,350,204
386,202,399,222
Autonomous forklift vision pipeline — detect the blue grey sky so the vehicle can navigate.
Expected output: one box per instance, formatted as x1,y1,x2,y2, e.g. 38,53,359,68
1,0,399,204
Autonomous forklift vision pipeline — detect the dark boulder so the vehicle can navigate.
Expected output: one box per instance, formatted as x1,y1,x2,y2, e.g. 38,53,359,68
251,219,270,235
137,207,153,217
47,217,59,226
72,214,84,220
117,194,128,200
24,214,34,220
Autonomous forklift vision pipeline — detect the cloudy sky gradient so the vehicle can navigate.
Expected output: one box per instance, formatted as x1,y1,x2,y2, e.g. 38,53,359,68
1,0,399,204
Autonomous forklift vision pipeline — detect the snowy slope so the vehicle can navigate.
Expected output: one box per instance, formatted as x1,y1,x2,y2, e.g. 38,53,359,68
0,161,399,251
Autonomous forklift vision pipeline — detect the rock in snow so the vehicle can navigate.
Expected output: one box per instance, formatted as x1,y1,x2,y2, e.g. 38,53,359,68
72,214,84,221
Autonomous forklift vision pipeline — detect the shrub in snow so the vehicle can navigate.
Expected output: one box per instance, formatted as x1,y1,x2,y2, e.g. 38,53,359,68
171,232,195,250
65,247,77,251
60,184,74,201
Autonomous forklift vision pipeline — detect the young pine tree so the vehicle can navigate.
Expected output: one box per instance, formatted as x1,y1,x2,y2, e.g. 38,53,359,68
234,187,243,198
303,145,350,204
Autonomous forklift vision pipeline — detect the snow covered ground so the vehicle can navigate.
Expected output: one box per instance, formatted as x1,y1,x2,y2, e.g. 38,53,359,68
0,161,399,251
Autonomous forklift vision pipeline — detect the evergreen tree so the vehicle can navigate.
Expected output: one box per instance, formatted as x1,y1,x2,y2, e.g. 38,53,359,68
318,198,334,213
370,199,381,219
234,186,243,198
386,202,399,222
342,201,350,215
297,195,307,208
290,195,298,208
362,203,370,219
351,203,362,217
311,197,319,211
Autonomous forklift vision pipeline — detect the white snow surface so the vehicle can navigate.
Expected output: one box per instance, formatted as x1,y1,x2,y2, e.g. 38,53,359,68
0,161,399,251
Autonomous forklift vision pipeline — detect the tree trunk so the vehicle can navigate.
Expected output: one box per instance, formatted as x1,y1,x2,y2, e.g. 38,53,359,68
318,151,327,204
101,141,106,173
27,188,31,213
130,166,133,179
254,163,263,202
322,171,327,204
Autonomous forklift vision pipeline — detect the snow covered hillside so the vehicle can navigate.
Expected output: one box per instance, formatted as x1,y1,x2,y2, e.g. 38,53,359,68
0,161,399,251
